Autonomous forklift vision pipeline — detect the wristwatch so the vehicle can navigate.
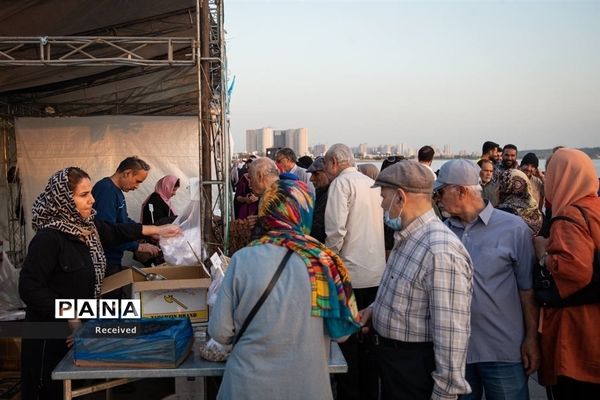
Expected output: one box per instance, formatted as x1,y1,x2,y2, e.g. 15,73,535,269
539,252,548,267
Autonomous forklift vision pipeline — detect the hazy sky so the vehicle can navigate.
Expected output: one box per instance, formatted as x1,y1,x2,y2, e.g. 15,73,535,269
225,0,600,153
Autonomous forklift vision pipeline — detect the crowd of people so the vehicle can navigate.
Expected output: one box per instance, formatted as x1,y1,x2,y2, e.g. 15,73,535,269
224,143,600,400
16,144,599,400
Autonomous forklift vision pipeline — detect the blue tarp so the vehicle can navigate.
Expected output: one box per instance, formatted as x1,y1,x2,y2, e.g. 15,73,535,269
74,318,193,368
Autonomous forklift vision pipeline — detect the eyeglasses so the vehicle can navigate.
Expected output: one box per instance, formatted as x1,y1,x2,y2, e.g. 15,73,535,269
433,185,452,201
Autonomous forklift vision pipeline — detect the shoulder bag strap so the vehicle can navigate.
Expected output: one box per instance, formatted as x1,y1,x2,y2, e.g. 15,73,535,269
553,205,593,238
552,205,599,268
233,249,294,345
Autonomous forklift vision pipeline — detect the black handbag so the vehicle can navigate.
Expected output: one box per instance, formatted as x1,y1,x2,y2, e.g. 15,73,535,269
534,205,600,307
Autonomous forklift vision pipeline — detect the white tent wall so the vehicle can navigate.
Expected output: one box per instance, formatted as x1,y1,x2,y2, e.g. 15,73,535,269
16,115,199,246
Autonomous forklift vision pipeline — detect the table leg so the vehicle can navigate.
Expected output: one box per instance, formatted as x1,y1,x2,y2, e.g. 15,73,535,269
63,379,72,400
105,379,111,400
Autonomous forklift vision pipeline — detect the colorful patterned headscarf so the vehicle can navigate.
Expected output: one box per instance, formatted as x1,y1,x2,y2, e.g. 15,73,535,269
250,179,360,339
497,168,543,234
32,168,107,298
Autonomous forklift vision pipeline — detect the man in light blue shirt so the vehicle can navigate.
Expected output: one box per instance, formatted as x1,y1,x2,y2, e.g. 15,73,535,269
434,159,540,400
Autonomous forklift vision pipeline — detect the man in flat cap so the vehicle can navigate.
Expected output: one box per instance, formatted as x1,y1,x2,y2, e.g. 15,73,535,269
361,160,474,400
434,159,539,400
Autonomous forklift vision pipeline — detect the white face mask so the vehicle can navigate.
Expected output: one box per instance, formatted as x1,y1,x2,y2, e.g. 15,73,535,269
383,192,403,231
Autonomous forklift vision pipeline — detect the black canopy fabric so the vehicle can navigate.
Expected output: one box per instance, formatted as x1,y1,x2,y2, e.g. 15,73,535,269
0,0,198,116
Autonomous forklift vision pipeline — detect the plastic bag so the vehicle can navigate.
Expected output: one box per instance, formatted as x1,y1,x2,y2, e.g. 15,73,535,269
198,338,231,362
0,252,25,310
160,199,204,266
207,252,230,307
207,266,225,307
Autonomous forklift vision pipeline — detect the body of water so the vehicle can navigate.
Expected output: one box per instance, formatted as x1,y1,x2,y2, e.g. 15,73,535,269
357,159,600,176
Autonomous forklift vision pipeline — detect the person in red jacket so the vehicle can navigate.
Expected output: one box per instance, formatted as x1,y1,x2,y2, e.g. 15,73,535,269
534,148,600,399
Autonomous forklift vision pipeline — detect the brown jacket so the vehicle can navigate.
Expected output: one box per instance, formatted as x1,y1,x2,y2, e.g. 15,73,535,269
539,195,600,385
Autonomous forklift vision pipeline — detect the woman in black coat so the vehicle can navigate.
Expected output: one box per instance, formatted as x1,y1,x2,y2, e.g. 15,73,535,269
19,167,181,400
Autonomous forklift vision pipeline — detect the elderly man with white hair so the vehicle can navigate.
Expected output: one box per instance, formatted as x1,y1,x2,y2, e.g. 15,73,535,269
248,157,280,196
434,159,539,400
323,143,386,400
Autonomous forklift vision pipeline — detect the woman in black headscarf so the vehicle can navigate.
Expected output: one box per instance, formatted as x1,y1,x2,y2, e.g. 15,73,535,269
19,167,181,400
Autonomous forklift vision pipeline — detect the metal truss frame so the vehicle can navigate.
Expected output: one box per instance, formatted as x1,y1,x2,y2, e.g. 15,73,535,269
197,0,231,255
0,36,196,66
1,118,25,265
0,0,231,264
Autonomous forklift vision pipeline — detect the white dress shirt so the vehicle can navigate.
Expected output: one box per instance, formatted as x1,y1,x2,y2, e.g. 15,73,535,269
325,167,386,288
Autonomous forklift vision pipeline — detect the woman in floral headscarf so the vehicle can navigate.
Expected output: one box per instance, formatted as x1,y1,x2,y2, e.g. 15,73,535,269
209,179,360,400
19,167,181,400
497,168,543,235
533,148,600,399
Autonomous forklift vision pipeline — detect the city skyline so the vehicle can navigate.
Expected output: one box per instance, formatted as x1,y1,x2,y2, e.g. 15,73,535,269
246,127,309,156
226,1,600,154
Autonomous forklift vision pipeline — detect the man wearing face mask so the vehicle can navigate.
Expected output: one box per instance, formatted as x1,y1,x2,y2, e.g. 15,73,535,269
361,160,474,400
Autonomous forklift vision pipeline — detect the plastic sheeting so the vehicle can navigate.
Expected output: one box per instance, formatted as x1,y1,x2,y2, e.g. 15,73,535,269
15,115,199,245
0,252,24,310
160,199,203,266
74,318,193,368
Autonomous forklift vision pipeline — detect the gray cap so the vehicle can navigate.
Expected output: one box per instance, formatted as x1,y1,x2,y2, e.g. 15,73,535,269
433,159,480,191
307,156,325,173
371,160,434,193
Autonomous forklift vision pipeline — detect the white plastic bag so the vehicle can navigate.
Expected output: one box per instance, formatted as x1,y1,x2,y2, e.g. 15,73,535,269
207,267,224,307
207,252,230,307
0,252,25,310
160,200,203,266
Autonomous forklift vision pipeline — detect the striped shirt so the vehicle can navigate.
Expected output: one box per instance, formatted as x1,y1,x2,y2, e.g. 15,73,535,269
373,209,473,399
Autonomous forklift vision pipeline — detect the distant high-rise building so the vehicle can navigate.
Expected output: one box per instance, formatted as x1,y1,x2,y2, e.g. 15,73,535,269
359,143,368,157
443,144,451,157
273,130,286,148
313,143,328,156
248,127,309,156
273,128,309,156
246,128,273,155
289,128,309,156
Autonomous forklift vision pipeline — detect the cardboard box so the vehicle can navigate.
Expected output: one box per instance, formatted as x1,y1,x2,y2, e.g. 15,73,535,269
102,266,211,323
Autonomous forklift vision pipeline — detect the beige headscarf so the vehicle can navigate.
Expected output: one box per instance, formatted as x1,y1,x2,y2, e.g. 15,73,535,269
545,148,599,216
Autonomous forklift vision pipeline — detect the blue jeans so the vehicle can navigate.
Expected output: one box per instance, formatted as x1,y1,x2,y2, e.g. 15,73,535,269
460,362,529,400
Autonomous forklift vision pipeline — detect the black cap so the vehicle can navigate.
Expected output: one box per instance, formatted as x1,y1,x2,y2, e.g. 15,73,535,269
521,153,539,168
